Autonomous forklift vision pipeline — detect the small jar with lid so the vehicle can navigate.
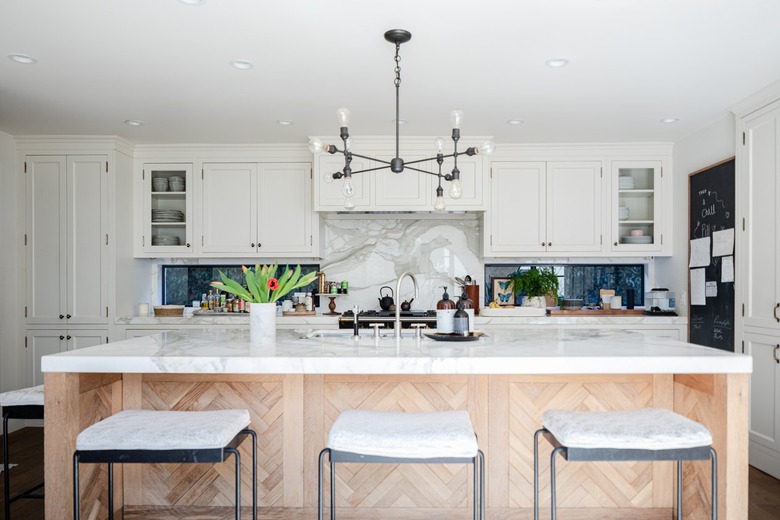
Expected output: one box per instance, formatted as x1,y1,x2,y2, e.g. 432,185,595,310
436,287,456,333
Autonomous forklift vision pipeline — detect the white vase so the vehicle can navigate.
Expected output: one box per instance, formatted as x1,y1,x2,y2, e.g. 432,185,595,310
522,296,547,308
249,302,276,344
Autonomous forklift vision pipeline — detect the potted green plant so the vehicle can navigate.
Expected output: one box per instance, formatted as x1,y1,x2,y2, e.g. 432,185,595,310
510,267,560,308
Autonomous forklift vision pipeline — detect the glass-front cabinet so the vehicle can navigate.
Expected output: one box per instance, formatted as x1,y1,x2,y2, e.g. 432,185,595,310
142,163,193,255
611,160,664,254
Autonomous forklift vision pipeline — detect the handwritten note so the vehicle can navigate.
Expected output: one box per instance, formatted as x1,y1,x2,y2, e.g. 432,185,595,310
689,236,711,268
690,268,706,306
721,255,734,283
705,281,718,297
712,228,734,257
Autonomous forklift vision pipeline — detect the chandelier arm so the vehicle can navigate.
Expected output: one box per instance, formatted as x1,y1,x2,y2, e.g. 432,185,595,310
344,152,392,165
402,165,441,177
348,164,394,175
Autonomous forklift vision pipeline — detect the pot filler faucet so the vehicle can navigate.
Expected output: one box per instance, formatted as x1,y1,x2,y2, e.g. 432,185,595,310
394,272,419,338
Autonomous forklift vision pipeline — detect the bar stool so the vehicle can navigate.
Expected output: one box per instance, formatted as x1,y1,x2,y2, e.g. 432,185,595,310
0,384,45,520
318,410,485,520
533,408,717,520
73,409,257,520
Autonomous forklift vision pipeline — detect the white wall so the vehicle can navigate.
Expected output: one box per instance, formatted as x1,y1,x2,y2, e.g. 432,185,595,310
655,115,735,318
0,131,22,392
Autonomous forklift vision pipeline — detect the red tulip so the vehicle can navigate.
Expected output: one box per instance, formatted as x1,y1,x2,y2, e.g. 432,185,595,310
267,278,280,291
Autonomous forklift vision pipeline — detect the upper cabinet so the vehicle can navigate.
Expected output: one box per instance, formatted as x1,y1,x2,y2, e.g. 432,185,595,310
139,163,194,255
609,160,667,254
486,161,603,256
200,162,315,256
26,155,109,325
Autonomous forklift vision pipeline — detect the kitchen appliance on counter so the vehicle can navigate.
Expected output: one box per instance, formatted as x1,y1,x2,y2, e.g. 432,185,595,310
644,288,677,316
339,309,437,330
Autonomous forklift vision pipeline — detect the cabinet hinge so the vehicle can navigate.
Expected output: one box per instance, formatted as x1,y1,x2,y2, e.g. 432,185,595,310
310,235,313,246
105,234,109,246
741,340,745,354
142,235,145,247
660,167,663,178
742,132,746,145
24,306,27,318
25,336,27,349
24,233,27,246
202,235,204,246
600,234,603,245
24,162,27,173
310,168,313,179
202,169,204,179
106,336,109,344
742,303,745,316
661,234,663,245
490,235,493,246
106,306,109,318
490,167,492,179
742,217,745,231
142,169,145,180
600,167,603,178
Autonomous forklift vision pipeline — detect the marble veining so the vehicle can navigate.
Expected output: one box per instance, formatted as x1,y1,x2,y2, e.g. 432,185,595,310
42,327,750,375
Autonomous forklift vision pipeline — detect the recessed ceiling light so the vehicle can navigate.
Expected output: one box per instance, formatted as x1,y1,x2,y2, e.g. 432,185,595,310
124,119,144,126
545,58,569,68
8,53,37,64
507,119,524,125
178,0,206,5
661,117,680,124
229,60,253,70
276,120,294,126
392,119,408,125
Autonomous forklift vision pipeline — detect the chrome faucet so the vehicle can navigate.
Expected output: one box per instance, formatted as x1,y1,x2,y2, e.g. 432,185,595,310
394,272,419,338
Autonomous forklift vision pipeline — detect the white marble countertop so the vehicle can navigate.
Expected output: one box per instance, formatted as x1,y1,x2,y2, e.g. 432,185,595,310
43,327,749,375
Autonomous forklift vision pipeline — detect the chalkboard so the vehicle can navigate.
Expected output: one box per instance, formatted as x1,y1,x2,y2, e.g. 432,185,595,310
688,158,735,351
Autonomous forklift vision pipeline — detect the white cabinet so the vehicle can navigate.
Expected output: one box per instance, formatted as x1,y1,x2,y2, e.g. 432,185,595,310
486,161,603,256
428,155,486,210
140,163,194,255
25,155,108,325
744,331,780,478
314,154,371,210
201,162,315,256
27,329,107,386
610,160,666,254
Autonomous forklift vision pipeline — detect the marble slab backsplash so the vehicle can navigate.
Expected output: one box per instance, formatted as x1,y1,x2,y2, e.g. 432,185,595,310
319,216,482,311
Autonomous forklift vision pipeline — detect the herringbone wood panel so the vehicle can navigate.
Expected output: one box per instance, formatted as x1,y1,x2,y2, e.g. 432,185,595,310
323,379,475,509
76,384,115,519
508,378,655,509
138,379,283,507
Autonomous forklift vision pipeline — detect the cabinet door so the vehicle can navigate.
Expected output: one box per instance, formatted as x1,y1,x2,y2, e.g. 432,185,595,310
68,329,108,350
488,162,546,254
372,155,430,209
745,331,780,478
314,154,371,210
142,163,194,255
257,163,313,255
547,161,603,253
66,156,108,324
26,156,67,325
430,154,485,210
742,102,780,332
27,329,65,387
610,160,663,253
201,163,258,254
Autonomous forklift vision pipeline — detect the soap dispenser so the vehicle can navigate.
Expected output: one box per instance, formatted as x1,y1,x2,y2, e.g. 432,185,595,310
436,286,456,333
452,299,470,336
460,289,475,333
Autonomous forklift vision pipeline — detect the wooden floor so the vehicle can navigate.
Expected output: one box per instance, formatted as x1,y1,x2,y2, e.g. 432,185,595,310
3,427,779,519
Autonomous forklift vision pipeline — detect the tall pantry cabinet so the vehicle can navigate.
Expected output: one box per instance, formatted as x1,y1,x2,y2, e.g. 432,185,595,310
19,138,132,386
734,84,780,479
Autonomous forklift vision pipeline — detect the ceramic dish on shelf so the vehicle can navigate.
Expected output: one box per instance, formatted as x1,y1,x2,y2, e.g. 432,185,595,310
621,235,653,244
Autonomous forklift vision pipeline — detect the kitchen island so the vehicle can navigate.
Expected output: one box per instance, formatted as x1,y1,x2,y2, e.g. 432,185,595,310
42,328,751,519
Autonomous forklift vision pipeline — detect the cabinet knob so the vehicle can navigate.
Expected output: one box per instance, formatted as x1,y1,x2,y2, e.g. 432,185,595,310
66,314,71,319
251,243,255,248
541,242,545,247
614,242,618,247
59,335,65,340
59,314,64,320
66,335,72,340
186,243,191,248
548,242,552,247
258,242,262,248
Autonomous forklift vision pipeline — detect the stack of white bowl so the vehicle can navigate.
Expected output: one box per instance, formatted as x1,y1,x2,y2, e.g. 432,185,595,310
168,176,185,192
618,176,635,190
151,235,180,246
152,177,169,192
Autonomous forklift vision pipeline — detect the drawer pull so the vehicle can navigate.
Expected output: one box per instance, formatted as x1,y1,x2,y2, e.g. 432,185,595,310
774,303,779,322
774,345,779,364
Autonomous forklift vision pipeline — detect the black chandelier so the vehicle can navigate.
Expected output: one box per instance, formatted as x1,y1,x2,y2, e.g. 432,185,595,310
308,29,495,211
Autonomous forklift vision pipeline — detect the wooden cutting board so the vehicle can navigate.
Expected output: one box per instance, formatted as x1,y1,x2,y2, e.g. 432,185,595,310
548,309,645,316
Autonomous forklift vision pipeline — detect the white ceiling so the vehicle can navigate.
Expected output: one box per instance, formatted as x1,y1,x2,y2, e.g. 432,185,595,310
1,0,779,146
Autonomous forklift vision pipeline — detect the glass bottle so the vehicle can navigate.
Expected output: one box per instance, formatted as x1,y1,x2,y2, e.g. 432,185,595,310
453,300,469,336
436,286,456,334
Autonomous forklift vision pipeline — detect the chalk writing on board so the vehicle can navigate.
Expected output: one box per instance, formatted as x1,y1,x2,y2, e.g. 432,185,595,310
712,315,732,342
691,314,705,332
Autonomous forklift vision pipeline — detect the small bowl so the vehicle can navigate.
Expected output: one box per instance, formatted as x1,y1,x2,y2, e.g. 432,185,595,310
630,229,644,236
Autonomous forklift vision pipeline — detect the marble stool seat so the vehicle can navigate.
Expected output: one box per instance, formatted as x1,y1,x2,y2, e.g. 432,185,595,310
0,384,45,520
533,408,717,520
318,410,485,520
73,409,257,520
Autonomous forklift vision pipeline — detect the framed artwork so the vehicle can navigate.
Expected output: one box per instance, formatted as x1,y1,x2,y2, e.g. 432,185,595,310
492,277,514,306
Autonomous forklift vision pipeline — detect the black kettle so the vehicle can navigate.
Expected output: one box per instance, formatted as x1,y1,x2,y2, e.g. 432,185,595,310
378,286,394,311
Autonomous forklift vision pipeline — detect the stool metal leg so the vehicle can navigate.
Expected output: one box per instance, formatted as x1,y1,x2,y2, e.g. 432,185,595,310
317,448,329,520
533,428,546,520
330,450,335,520
478,449,485,520
107,463,114,520
226,447,241,520
472,453,478,520
550,446,564,520
242,429,258,520
710,447,718,520
3,413,9,520
677,459,683,520
73,453,80,520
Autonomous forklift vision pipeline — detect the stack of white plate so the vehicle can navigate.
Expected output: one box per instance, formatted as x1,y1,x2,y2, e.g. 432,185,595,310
618,176,635,190
168,176,185,191
152,209,185,222
152,177,169,192
621,235,653,244
618,206,629,220
151,235,181,246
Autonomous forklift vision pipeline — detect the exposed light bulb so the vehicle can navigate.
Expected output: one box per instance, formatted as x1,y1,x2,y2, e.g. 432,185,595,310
342,178,355,198
448,178,463,199
343,198,356,210
322,172,334,184
434,187,446,212
336,107,351,127
450,109,464,129
477,140,496,155
434,137,446,154
308,138,325,154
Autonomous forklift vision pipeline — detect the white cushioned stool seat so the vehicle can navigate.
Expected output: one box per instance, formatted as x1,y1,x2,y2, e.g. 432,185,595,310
76,409,251,451
542,408,713,450
328,409,479,459
0,385,44,407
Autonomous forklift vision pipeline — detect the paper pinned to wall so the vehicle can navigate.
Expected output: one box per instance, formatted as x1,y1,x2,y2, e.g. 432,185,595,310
690,268,706,305
721,255,735,283
689,236,711,268
705,281,718,297
712,228,734,257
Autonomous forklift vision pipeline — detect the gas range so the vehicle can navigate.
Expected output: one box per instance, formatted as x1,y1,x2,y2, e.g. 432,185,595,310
338,309,437,329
